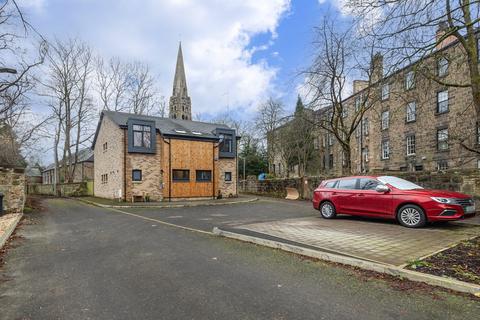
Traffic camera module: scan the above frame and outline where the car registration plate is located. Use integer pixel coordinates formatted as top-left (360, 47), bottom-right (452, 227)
top-left (465, 205), bottom-right (476, 214)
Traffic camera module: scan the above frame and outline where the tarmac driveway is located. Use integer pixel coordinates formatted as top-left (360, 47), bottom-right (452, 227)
top-left (125, 197), bottom-right (480, 266)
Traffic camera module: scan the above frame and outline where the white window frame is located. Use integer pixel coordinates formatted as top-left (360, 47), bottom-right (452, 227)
top-left (406, 101), bottom-right (416, 122)
top-left (405, 70), bottom-right (415, 90)
top-left (437, 160), bottom-right (448, 171)
top-left (406, 135), bottom-right (416, 156)
top-left (363, 118), bottom-right (369, 136)
top-left (437, 128), bottom-right (449, 150)
top-left (437, 90), bottom-right (449, 113)
top-left (381, 83), bottom-right (389, 100)
top-left (381, 140), bottom-right (390, 159)
top-left (328, 134), bottom-right (334, 146)
top-left (381, 111), bottom-right (389, 130)
top-left (437, 57), bottom-right (449, 77)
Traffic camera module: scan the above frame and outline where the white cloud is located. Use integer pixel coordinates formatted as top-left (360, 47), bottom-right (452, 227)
top-left (23, 0), bottom-right (291, 118)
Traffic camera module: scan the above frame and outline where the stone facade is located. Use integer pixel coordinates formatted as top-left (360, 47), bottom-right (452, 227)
top-left (93, 112), bottom-right (238, 202)
top-left (0, 167), bottom-right (25, 214)
top-left (271, 34), bottom-right (479, 177)
top-left (125, 134), bottom-right (163, 202)
top-left (216, 158), bottom-right (237, 198)
top-left (94, 115), bottom-right (124, 199)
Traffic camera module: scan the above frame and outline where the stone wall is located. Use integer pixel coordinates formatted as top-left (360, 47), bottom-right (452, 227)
top-left (216, 158), bottom-right (237, 198)
top-left (94, 115), bottom-right (125, 199)
top-left (28, 182), bottom-right (88, 197)
top-left (241, 170), bottom-right (480, 202)
top-left (0, 167), bottom-right (26, 214)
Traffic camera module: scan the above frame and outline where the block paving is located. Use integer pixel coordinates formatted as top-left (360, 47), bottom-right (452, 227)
top-left (236, 216), bottom-right (480, 266)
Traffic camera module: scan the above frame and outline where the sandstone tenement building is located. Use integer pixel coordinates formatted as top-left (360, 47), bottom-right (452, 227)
top-left (270, 25), bottom-right (480, 177)
top-left (92, 45), bottom-right (238, 201)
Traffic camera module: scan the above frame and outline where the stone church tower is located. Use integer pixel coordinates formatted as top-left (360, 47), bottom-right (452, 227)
top-left (169, 43), bottom-right (192, 120)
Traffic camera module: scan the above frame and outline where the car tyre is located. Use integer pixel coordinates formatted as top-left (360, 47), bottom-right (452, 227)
top-left (397, 204), bottom-right (426, 228)
top-left (320, 201), bottom-right (337, 219)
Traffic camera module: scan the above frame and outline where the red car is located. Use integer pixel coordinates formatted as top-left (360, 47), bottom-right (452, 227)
top-left (312, 176), bottom-right (476, 228)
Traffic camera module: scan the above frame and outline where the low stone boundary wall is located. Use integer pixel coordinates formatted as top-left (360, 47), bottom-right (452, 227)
top-left (0, 166), bottom-right (26, 214)
top-left (240, 170), bottom-right (480, 201)
top-left (28, 182), bottom-right (90, 197)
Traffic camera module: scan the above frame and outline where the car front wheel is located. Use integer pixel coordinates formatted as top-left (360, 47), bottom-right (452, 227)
top-left (397, 204), bottom-right (426, 228)
top-left (320, 201), bottom-right (337, 219)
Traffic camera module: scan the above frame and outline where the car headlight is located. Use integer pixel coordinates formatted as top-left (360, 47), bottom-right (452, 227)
top-left (431, 197), bottom-right (453, 204)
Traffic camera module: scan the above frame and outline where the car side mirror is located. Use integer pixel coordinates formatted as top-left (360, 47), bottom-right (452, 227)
top-left (375, 185), bottom-right (390, 193)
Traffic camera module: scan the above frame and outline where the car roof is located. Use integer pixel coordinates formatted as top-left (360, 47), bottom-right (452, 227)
top-left (323, 176), bottom-right (378, 182)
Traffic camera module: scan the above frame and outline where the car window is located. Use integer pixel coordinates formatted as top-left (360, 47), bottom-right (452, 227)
top-left (324, 181), bottom-right (336, 188)
top-left (378, 176), bottom-right (423, 190)
top-left (358, 178), bottom-right (381, 190)
top-left (337, 178), bottom-right (357, 190)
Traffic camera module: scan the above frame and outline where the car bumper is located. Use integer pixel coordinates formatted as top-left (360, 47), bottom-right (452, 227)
top-left (427, 204), bottom-right (476, 221)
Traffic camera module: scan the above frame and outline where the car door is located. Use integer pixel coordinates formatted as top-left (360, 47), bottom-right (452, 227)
top-left (333, 178), bottom-right (359, 214)
top-left (353, 178), bottom-right (393, 215)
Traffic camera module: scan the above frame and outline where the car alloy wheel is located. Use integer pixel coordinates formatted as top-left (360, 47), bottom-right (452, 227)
top-left (320, 202), bottom-right (336, 219)
top-left (398, 204), bottom-right (426, 228)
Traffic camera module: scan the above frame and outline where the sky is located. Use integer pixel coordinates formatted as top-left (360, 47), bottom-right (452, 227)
top-left (19, 0), bottom-right (351, 120)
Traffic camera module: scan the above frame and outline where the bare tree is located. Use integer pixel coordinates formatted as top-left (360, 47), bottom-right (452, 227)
top-left (0, 0), bottom-right (46, 98)
top-left (40, 38), bottom-right (96, 184)
top-left (126, 61), bottom-right (161, 115)
top-left (347, 0), bottom-right (480, 154)
top-left (303, 17), bottom-right (378, 174)
top-left (255, 97), bottom-right (285, 171)
top-left (95, 57), bottom-right (129, 111)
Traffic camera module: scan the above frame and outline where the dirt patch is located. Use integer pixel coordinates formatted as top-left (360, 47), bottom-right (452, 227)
top-left (406, 236), bottom-right (480, 285)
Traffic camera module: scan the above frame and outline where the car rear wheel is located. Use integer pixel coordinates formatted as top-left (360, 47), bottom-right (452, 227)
top-left (397, 204), bottom-right (426, 228)
top-left (320, 201), bottom-right (336, 219)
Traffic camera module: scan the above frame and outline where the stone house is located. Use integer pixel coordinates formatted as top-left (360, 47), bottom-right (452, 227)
top-left (92, 111), bottom-right (238, 201)
top-left (92, 43), bottom-right (238, 202)
top-left (42, 148), bottom-right (94, 184)
top-left (270, 24), bottom-right (480, 177)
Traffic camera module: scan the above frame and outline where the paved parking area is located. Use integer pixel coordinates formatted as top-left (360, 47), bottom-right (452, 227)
top-left (122, 197), bottom-right (480, 267)
top-left (235, 216), bottom-right (480, 266)
top-left (4, 198), bottom-right (479, 319)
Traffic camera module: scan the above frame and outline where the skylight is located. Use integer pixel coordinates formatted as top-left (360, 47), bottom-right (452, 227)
top-left (174, 129), bottom-right (187, 134)
top-left (192, 131), bottom-right (202, 135)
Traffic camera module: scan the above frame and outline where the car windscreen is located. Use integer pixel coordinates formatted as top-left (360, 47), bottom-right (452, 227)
top-left (377, 176), bottom-right (423, 190)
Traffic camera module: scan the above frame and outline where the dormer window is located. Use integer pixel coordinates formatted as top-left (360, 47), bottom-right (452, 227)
top-left (133, 125), bottom-right (151, 148)
top-left (216, 128), bottom-right (236, 158)
top-left (127, 119), bottom-right (156, 154)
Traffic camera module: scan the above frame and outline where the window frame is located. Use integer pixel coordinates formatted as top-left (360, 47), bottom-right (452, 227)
top-left (216, 128), bottom-right (236, 158)
top-left (225, 171), bottom-right (232, 182)
top-left (406, 101), bottom-right (416, 122)
top-left (437, 160), bottom-right (449, 171)
top-left (172, 169), bottom-right (190, 182)
top-left (381, 83), bottom-right (390, 101)
top-left (406, 135), bottom-right (416, 156)
top-left (196, 170), bottom-right (212, 182)
top-left (132, 169), bottom-right (142, 182)
top-left (437, 57), bottom-right (449, 77)
top-left (127, 119), bottom-right (156, 154)
top-left (381, 140), bottom-right (390, 160)
top-left (437, 90), bottom-right (449, 114)
top-left (381, 110), bottom-right (389, 130)
top-left (405, 70), bottom-right (415, 90)
top-left (437, 128), bottom-right (449, 151)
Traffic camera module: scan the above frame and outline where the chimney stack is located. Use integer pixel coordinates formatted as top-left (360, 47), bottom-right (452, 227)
top-left (370, 53), bottom-right (383, 84)
top-left (436, 21), bottom-right (456, 50)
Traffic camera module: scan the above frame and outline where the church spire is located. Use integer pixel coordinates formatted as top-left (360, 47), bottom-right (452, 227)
top-left (169, 42), bottom-right (192, 120)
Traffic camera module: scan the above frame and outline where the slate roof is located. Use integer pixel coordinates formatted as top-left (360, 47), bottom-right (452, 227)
top-left (101, 110), bottom-right (232, 141)
top-left (43, 148), bottom-right (94, 173)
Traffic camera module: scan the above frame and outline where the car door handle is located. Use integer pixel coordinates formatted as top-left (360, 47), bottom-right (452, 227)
top-left (356, 194), bottom-right (365, 197)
